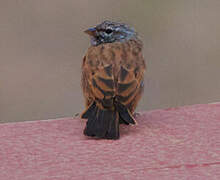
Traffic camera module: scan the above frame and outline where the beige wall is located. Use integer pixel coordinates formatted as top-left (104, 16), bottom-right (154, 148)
top-left (1, 0), bottom-right (220, 123)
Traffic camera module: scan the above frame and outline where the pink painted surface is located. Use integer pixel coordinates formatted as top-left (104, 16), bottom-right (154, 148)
top-left (0, 103), bottom-right (220, 180)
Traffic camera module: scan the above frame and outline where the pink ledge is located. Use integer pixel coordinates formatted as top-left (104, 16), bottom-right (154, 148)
top-left (0, 103), bottom-right (220, 180)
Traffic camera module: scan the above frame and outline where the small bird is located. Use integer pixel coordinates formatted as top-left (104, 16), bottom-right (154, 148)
top-left (81, 21), bottom-right (146, 139)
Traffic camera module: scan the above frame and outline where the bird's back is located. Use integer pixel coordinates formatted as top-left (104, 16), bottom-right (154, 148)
top-left (82, 39), bottom-right (145, 113)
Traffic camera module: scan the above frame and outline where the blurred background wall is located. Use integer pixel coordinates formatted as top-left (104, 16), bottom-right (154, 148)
top-left (0, 0), bottom-right (220, 123)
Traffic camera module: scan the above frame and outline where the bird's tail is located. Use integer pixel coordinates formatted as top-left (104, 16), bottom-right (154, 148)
top-left (81, 102), bottom-right (136, 139)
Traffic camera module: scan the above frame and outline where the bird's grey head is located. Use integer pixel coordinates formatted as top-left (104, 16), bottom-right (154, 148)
top-left (84, 21), bottom-right (137, 46)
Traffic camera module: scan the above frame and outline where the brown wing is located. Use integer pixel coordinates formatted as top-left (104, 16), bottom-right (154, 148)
top-left (115, 39), bottom-right (145, 113)
top-left (81, 56), bottom-right (93, 107)
top-left (81, 50), bottom-right (116, 110)
top-left (116, 65), bottom-right (145, 113)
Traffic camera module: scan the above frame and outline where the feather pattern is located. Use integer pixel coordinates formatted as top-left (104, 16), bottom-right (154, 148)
top-left (81, 39), bottom-right (145, 139)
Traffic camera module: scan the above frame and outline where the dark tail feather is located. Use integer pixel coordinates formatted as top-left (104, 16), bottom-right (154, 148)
top-left (116, 102), bottom-right (136, 125)
top-left (81, 102), bottom-right (119, 139)
top-left (81, 101), bottom-right (136, 139)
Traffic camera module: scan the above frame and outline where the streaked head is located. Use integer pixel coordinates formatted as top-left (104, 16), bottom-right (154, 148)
top-left (84, 21), bottom-right (137, 46)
